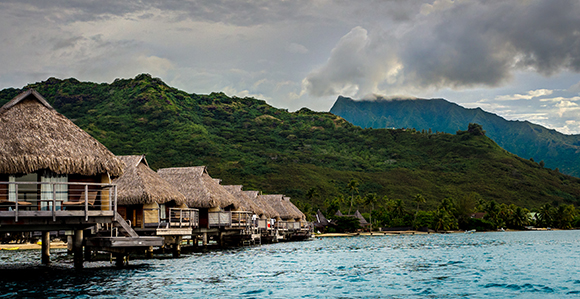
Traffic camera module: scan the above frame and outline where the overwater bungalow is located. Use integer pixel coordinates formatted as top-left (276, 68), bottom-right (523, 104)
top-left (0, 89), bottom-right (161, 267)
top-left (113, 155), bottom-right (198, 230)
top-left (243, 190), bottom-right (279, 243)
top-left (259, 194), bottom-right (307, 241)
top-left (157, 166), bottom-right (251, 246)
top-left (282, 196), bottom-right (312, 240)
top-left (222, 185), bottom-right (266, 244)
top-left (113, 155), bottom-right (197, 256)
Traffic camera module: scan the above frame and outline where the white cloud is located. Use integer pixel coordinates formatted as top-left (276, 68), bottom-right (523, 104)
top-left (222, 86), bottom-right (270, 100)
top-left (495, 89), bottom-right (553, 101)
top-left (540, 96), bottom-right (580, 102)
top-left (304, 26), bottom-right (400, 98)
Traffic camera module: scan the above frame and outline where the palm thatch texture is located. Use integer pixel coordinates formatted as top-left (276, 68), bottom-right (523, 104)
top-left (353, 210), bottom-right (369, 226)
top-left (283, 196), bottom-right (306, 220)
top-left (243, 190), bottom-right (278, 219)
top-left (157, 166), bottom-right (243, 210)
top-left (259, 194), bottom-right (303, 220)
top-left (222, 185), bottom-right (265, 216)
top-left (113, 155), bottom-right (186, 206)
top-left (0, 89), bottom-right (124, 177)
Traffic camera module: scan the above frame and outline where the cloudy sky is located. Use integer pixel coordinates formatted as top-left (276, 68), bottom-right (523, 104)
top-left (2, 0), bottom-right (580, 133)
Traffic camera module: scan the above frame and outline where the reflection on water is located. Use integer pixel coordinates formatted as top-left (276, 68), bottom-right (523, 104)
top-left (1, 230), bottom-right (580, 298)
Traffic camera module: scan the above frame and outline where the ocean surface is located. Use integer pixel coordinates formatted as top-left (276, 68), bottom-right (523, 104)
top-left (1, 230), bottom-right (580, 298)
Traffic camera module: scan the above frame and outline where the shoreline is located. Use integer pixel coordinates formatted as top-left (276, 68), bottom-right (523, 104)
top-left (314, 228), bottom-right (558, 238)
top-left (0, 241), bottom-right (67, 250)
top-left (315, 231), bottom-right (430, 237)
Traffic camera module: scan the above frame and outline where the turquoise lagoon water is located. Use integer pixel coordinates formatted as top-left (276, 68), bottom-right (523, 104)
top-left (1, 230), bottom-right (580, 298)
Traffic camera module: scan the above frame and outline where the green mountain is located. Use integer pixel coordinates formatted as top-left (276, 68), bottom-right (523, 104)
top-left (330, 96), bottom-right (580, 177)
top-left (1, 74), bottom-right (580, 214)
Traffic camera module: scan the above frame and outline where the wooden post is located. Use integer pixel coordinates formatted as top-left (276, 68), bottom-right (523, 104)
top-left (84, 245), bottom-right (92, 262)
top-left (172, 236), bottom-right (182, 258)
top-left (146, 246), bottom-right (154, 259)
top-left (202, 232), bottom-right (208, 246)
top-left (67, 235), bottom-right (73, 255)
top-left (115, 253), bottom-right (124, 268)
top-left (73, 229), bottom-right (83, 269)
top-left (41, 231), bottom-right (50, 264)
top-left (219, 231), bottom-right (224, 247)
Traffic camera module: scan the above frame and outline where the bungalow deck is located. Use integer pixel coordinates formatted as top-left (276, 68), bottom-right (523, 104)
top-left (0, 181), bottom-right (163, 268)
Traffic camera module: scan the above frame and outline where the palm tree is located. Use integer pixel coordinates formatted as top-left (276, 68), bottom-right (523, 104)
top-left (537, 203), bottom-right (553, 227)
top-left (346, 179), bottom-right (359, 215)
top-left (413, 194), bottom-right (426, 228)
top-left (392, 199), bottom-right (406, 219)
top-left (555, 204), bottom-right (576, 229)
top-left (363, 193), bottom-right (379, 233)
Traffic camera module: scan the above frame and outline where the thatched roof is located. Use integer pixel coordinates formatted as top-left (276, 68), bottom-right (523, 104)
top-left (314, 209), bottom-right (330, 228)
top-left (353, 210), bottom-right (369, 226)
top-left (157, 166), bottom-right (242, 209)
top-left (243, 190), bottom-right (278, 218)
top-left (113, 155), bottom-right (186, 206)
top-left (260, 194), bottom-right (303, 220)
top-left (283, 196), bottom-right (306, 220)
top-left (0, 89), bottom-right (124, 177)
top-left (335, 210), bottom-right (344, 217)
top-left (222, 185), bottom-right (265, 216)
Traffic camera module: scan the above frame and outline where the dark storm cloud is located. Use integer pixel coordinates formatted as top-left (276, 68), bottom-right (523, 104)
top-left (306, 0), bottom-right (580, 97)
top-left (403, 0), bottom-right (580, 88)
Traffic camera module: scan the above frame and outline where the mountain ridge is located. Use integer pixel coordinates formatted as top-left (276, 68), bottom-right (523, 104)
top-left (330, 95), bottom-right (580, 176)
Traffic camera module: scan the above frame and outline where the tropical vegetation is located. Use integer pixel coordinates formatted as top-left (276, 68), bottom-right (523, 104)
top-left (2, 74), bottom-right (580, 231)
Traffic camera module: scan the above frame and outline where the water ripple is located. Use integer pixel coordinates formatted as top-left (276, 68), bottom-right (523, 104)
top-left (1, 231), bottom-right (580, 298)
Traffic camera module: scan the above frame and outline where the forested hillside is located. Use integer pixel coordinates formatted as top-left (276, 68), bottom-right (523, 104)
top-left (330, 96), bottom-right (580, 177)
top-left (2, 74), bottom-right (580, 220)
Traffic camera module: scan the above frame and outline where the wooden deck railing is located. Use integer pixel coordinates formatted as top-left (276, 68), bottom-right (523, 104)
top-left (208, 211), bottom-right (231, 227)
top-left (167, 208), bottom-right (199, 228)
top-left (256, 218), bottom-right (268, 229)
top-left (0, 181), bottom-right (117, 222)
top-left (231, 211), bottom-right (252, 228)
top-left (276, 220), bottom-right (311, 231)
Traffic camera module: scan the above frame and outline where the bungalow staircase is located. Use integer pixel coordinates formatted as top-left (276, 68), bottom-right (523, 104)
top-left (112, 212), bottom-right (139, 238)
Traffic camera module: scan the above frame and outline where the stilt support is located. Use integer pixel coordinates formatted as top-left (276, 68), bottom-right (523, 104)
top-left (146, 246), bottom-right (154, 259)
top-left (172, 238), bottom-right (182, 258)
top-left (41, 231), bottom-right (50, 265)
top-left (67, 235), bottom-right (73, 255)
top-left (115, 253), bottom-right (125, 268)
top-left (202, 232), bottom-right (208, 246)
top-left (73, 229), bottom-right (84, 269)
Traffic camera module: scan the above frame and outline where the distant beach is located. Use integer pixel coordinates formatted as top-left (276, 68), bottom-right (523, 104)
top-left (0, 241), bottom-right (67, 250)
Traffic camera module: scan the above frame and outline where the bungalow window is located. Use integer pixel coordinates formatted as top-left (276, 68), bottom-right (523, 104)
top-left (40, 171), bottom-right (68, 211)
top-left (8, 173), bottom-right (38, 203)
top-left (159, 203), bottom-right (167, 222)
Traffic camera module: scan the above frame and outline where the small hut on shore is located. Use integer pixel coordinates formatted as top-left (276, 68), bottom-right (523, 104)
top-left (353, 210), bottom-right (370, 228)
top-left (333, 210), bottom-right (369, 230)
top-left (113, 155), bottom-right (187, 228)
top-left (157, 166), bottom-right (246, 228)
top-left (0, 89), bottom-right (124, 211)
top-left (314, 209), bottom-right (330, 232)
